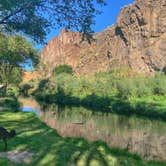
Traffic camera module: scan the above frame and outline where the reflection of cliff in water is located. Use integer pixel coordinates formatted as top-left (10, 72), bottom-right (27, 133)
top-left (39, 104), bottom-right (166, 161)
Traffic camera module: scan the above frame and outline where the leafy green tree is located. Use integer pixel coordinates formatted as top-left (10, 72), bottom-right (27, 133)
top-left (0, 65), bottom-right (22, 86)
top-left (0, 0), bottom-right (106, 43)
top-left (0, 33), bottom-right (38, 65)
top-left (0, 33), bottom-right (38, 91)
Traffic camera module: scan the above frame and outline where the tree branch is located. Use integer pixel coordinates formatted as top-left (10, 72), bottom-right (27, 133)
top-left (0, 1), bottom-right (36, 25)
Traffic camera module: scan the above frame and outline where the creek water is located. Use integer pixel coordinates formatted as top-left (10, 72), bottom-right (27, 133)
top-left (19, 98), bottom-right (166, 161)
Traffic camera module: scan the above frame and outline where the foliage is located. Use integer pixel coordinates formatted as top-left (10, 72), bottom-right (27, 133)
top-left (0, 33), bottom-right (38, 91)
top-left (19, 78), bottom-right (39, 97)
top-left (0, 111), bottom-right (165, 166)
top-left (151, 74), bottom-right (166, 95)
top-left (19, 83), bottom-right (32, 97)
top-left (0, 0), bottom-right (106, 42)
top-left (35, 70), bottom-right (166, 120)
top-left (53, 64), bottom-right (73, 75)
top-left (0, 66), bottom-right (22, 86)
top-left (5, 86), bottom-right (20, 97)
top-left (116, 74), bottom-right (166, 99)
top-left (0, 33), bottom-right (38, 67)
top-left (37, 70), bottom-right (166, 100)
top-left (0, 97), bottom-right (20, 111)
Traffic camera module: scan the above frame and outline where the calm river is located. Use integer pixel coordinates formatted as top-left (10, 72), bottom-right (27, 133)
top-left (19, 98), bottom-right (166, 162)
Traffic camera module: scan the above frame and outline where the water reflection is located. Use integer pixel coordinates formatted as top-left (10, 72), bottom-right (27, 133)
top-left (39, 104), bottom-right (166, 161)
top-left (20, 99), bottom-right (166, 161)
top-left (19, 98), bottom-right (40, 115)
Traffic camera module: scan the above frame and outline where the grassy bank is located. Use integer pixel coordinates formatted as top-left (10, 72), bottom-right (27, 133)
top-left (0, 111), bottom-right (165, 166)
top-left (34, 71), bottom-right (166, 121)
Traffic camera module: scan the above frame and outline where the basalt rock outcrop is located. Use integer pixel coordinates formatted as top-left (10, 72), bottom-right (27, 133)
top-left (40, 0), bottom-right (166, 75)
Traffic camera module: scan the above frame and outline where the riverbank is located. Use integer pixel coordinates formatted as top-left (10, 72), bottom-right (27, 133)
top-left (36, 93), bottom-right (166, 121)
top-left (0, 111), bottom-right (165, 166)
top-left (34, 72), bottom-right (166, 121)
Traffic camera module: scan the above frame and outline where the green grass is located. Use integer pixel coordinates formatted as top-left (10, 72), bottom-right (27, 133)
top-left (0, 111), bottom-right (165, 166)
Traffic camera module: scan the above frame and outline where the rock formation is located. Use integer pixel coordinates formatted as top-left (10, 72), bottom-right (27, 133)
top-left (23, 71), bottom-right (38, 82)
top-left (40, 0), bottom-right (166, 75)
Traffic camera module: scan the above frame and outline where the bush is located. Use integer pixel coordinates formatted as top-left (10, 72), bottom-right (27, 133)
top-left (151, 74), bottom-right (166, 95)
top-left (6, 86), bottom-right (19, 97)
top-left (0, 97), bottom-right (20, 111)
top-left (53, 64), bottom-right (73, 75)
top-left (116, 79), bottom-right (137, 98)
top-left (35, 71), bottom-right (166, 104)
top-left (19, 83), bottom-right (32, 97)
top-left (33, 70), bottom-right (166, 120)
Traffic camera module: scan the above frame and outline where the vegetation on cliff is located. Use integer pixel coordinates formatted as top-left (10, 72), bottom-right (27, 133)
top-left (53, 64), bottom-right (73, 76)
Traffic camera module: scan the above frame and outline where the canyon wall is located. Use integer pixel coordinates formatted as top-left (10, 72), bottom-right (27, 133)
top-left (40, 0), bottom-right (166, 75)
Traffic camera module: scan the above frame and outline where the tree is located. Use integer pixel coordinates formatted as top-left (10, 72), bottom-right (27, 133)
top-left (0, 32), bottom-right (38, 90)
top-left (0, 0), bottom-right (106, 43)
top-left (0, 65), bottom-right (22, 86)
top-left (0, 33), bottom-right (38, 66)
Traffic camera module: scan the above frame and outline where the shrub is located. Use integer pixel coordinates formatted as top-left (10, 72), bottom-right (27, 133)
top-left (6, 86), bottom-right (19, 97)
top-left (116, 79), bottom-right (137, 98)
top-left (19, 83), bottom-right (32, 97)
top-left (0, 97), bottom-right (20, 111)
top-left (35, 70), bottom-right (166, 104)
top-left (151, 74), bottom-right (166, 95)
top-left (53, 64), bottom-right (73, 75)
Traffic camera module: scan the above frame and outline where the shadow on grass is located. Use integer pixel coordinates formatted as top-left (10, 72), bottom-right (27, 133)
top-left (35, 89), bottom-right (166, 121)
top-left (0, 111), bottom-right (164, 166)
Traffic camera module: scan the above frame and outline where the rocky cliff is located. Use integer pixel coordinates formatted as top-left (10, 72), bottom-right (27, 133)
top-left (23, 71), bottom-right (38, 82)
top-left (40, 0), bottom-right (166, 75)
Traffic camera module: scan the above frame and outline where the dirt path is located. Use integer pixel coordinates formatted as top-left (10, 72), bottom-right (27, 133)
top-left (0, 150), bottom-right (34, 164)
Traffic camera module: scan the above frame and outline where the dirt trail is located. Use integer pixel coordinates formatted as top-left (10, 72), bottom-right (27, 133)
top-left (0, 150), bottom-right (34, 164)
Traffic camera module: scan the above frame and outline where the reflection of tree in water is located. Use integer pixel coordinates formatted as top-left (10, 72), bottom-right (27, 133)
top-left (39, 104), bottom-right (166, 161)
